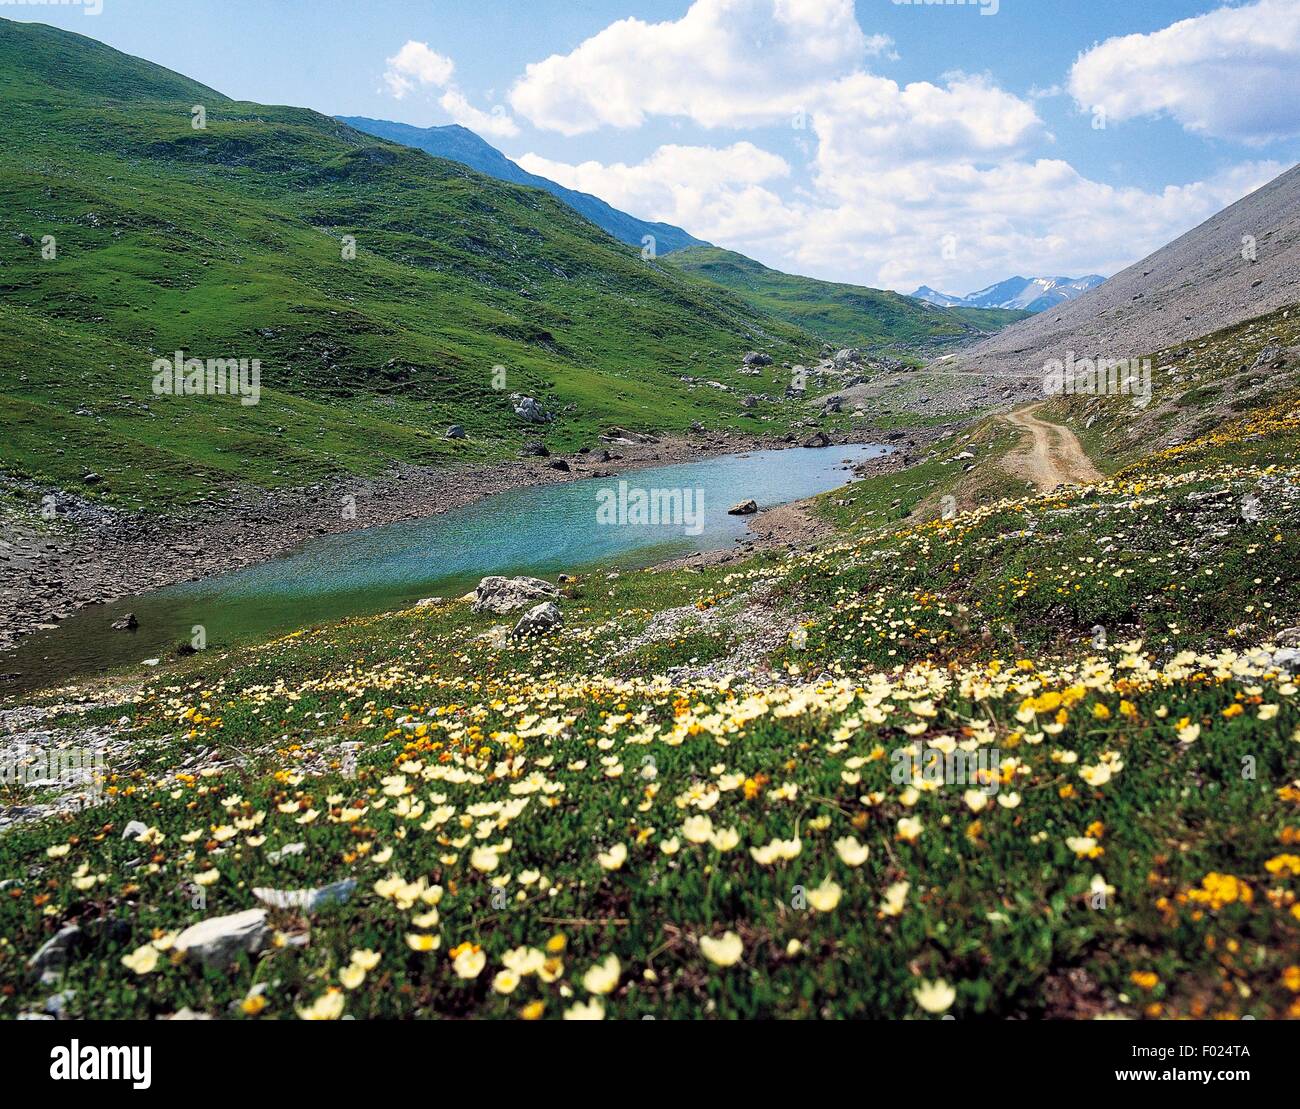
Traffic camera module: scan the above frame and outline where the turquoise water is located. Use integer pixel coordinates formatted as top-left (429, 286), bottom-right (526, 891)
top-left (2, 444), bottom-right (884, 690)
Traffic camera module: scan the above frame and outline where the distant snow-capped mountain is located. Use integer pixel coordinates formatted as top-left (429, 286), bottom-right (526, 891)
top-left (912, 275), bottom-right (1106, 314)
top-left (911, 285), bottom-right (966, 308)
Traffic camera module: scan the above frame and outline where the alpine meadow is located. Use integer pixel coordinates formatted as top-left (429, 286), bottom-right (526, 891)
top-left (1, 0), bottom-right (1299, 1072)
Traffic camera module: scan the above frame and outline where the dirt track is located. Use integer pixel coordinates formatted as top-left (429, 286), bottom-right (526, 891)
top-left (1001, 402), bottom-right (1102, 490)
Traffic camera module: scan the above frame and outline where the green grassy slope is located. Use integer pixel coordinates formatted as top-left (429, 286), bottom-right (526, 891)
top-left (662, 245), bottom-right (1030, 355)
top-left (0, 19), bottom-right (816, 510)
top-left (3, 308), bottom-right (1297, 1020)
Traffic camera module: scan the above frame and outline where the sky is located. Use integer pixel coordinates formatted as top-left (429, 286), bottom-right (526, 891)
top-left (10, 0), bottom-right (1299, 294)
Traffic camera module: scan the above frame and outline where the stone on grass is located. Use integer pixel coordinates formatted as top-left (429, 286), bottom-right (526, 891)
top-left (173, 909), bottom-right (268, 968)
top-left (267, 842), bottom-right (306, 864)
top-left (252, 878), bottom-right (357, 913)
top-left (472, 575), bottom-right (559, 615)
top-left (27, 925), bottom-right (85, 974)
top-left (513, 601), bottom-right (562, 638)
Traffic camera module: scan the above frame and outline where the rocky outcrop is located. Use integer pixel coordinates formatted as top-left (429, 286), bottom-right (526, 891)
top-left (472, 575), bottom-right (559, 615)
top-left (728, 499), bottom-right (758, 515)
top-left (511, 394), bottom-right (553, 424)
top-left (601, 426), bottom-right (659, 445)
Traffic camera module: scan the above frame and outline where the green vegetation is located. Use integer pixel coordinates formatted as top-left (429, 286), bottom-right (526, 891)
top-left (2, 304), bottom-right (1298, 1021)
top-left (2, 19), bottom-right (1297, 1025)
top-left (0, 19), bottom-right (818, 510)
top-left (663, 245), bottom-right (1030, 354)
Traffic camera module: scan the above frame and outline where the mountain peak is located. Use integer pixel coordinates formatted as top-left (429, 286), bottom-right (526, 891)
top-left (914, 274), bottom-right (1106, 314)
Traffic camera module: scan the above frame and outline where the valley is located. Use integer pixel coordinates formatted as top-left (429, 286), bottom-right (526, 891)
top-left (0, 8), bottom-right (1297, 1035)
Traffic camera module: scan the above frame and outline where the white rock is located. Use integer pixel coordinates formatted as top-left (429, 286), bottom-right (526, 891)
top-left (267, 842), bottom-right (306, 864)
top-left (473, 575), bottom-right (559, 615)
top-left (252, 878), bottom-right (356, 913)
top-left (173, 909), bottom-right (268, 968)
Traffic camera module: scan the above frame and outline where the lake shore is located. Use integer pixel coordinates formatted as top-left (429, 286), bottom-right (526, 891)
top-left (0, 424), bottom-right (934, 663)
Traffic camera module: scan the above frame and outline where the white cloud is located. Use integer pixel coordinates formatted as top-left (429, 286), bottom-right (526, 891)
top-left (439, 89), bottom-right (520, 138)
top-left (509, 0), bottom-right (873, 134)
top-left (383, 40), bottom-right (520, 136)
top-left (519, 143), bottom-right (798, 248)
top-left (507, 0), bottom-right (1046, 195)
top-left (811, 72), bottom-right (1044, 183)
top-left (383, 41), bottom-right (455, 99)
top-left (834, 158), bottom-right (1283, 294)
top-left (522, 139), bottom-right (1281, 294)
top-left (503, 0), bottom-right (1284, 295)
top-left (1069, 0), bottom-right (1300, 142)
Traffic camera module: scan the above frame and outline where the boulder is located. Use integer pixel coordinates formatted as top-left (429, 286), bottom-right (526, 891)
top-left (173, 909), bottom-right (269, 968)
top-left (472, 575), bottom-right (559, 615)
top-left (1272, 647), bottom-right (1300, 676)
top-left (252, 878), bottom-right (356, 913)
top-left (27, 925), bottom-right (85, 974)
top-left (513, 601), bottom-right (562, 638)
top-left (802, 431), bottom-right (831, 449)
top-left (510, 393), bottom-right (553, 424)
top-left (547, 459), bottom-right (571, 472)
top-left (728, 499), bottom-right (759, 516)
top-left (445, 425), bottom-right (466, 440)
top-left (602, 426), bottom-right (659, 445)
top-left (111, 612), bottom-right (138, 631)
top-left (742, 352), bottom-right (773, 367)
top-left (520, 440), bottom-right (550, 457)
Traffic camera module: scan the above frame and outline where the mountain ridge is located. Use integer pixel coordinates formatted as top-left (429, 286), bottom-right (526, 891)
top-left (913, 275), bottom-right (1106, 314)
top-left (664, 246), bottom-right (1031, 355)
top-left (338, 116), bottom-right (708, 255)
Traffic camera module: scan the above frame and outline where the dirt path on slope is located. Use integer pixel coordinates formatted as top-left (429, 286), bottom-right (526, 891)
top-left (1001, 402), bottom-right (1102, 490)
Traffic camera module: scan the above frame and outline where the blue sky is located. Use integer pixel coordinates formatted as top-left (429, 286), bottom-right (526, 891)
top-left (13, 0), bottom-right (1299, 292)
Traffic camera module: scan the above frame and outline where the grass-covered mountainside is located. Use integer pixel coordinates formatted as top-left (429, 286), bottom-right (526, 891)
top-left (4, 303), bottom-right (1297, 1020)
top-left (0, 19), bottom-right (815, 510)
top-left (663, 246), bottom-right (1031, 354)
top-left (338, 117), bottom-right (708, 255)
